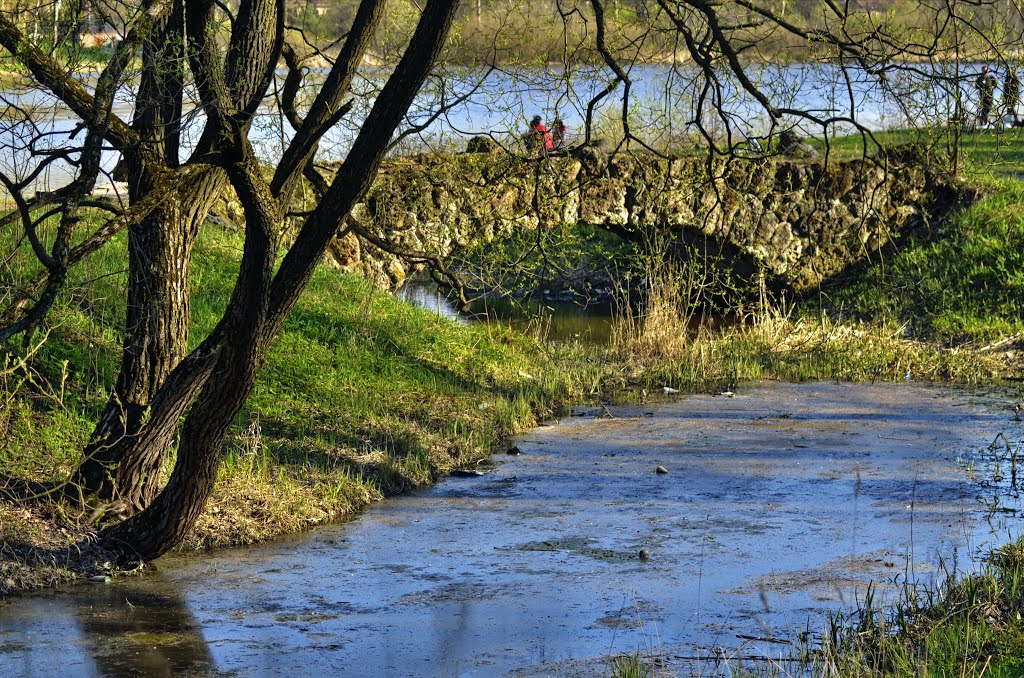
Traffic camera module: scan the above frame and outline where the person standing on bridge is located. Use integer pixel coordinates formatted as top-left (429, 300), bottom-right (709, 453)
top-left (551, 116), bottom-right (567, 150)
top-left (529, 115), bottom-right (554, 153)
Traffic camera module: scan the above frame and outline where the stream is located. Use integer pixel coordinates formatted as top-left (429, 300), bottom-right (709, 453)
top-left (396, 276), bottom-right (614, 345)
top-left (2, 381), bottom-right (1023, 677)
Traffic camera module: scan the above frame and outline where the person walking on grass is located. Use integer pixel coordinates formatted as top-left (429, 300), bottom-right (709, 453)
top-left (1004, 70), bottom-right (1021, 125)
top-left (976, 66), bottom-right (998, 126)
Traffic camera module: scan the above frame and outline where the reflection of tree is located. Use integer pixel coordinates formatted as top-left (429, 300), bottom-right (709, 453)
top-left (74, 583), bottom-right (215, 677)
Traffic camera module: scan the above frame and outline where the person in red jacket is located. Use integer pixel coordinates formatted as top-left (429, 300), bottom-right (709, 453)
top-left (530, 115), bottom-right (554, 152)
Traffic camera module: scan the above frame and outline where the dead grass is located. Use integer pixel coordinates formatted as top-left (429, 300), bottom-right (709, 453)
top-left (608, 281), bottom-right (1007, 390)
top-left (0, 503), bottom-right (121, 596)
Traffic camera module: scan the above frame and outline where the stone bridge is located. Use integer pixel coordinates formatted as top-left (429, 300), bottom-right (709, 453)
top-left (322, 147), bottom-right (964, 294)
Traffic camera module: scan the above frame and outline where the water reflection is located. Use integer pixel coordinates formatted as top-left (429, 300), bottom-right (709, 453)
top-left (0, 576), bottom-right (214, 677)
top-left (396, 275), bottom-right (614, 344)
top-left (394, 277), bottom-right (465, 322)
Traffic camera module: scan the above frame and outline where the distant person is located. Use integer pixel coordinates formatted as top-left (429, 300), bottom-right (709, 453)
top-left (1004, 70), bottom-right (1021, 125)
top-left (976, 66), bottom-right (998, 126)
top-left (529, 115), bottom-right (554, 152)
top-left (551, 116), bottom-right (567, 149)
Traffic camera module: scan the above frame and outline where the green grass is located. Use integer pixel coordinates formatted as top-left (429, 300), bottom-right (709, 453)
top-left (1, 220), bottom-right (590, 548)
top-left (811, 126), bottom-right (1024, 171)
top-left (815, 538), bottom-right (1024, 677)
top-left (806, 132), bottom-right (1024, 346)
top-left (609, 652), bottom-right (651, 678)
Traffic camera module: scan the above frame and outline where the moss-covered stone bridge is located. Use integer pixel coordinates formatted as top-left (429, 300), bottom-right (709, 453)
top-left (319, 147), bottom-right (962, 294)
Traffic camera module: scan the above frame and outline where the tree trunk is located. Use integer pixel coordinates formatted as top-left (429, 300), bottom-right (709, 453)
top-left (103, 335), bottom-right (270, 557)
top-left (103, 0), bottom-right (461, 560)
top-left (71, 0), bottom-right (229, 512)
top-left (106, 149), bottom-right (279, 558)
top-left (72, 170), bottom-right (225, 510)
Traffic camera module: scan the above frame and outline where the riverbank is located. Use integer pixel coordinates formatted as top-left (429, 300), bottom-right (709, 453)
top-left (3, 134), bottom-right (1024, 678)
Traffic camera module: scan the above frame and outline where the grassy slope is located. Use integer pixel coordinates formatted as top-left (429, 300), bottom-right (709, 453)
top-left (1, 223), bottom-right (598, 559)
top-left (809, 128), bottom-right (1024, 347)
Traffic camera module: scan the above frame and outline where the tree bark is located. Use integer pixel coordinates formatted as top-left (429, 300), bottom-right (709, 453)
top-left (70, 0), bottom-right (230, 510)
top-left (72, 168), bottom-right (226, 509)
top-left (106, 148), bottom-right (280, 557)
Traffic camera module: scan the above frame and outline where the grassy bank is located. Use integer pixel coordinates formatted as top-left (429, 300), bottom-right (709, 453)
top-left (0, 222), bottom-right (602, 593)
top-left (816, 536), bottom-right (1024, 677)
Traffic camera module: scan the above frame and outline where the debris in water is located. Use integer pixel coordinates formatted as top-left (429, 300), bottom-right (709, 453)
top-left (506, 446), bottom-right (522, 456)
top-left (639, 549), bottom-right (650, 560)
top-left (656, 465), bottom-right (669, 475)
top-left (662, 386), bottom-right (679, 394)
top-left (87, 575), bottom-right (111, 584)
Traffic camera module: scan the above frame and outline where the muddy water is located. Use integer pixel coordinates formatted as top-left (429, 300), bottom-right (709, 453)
top-left (3, 381), bottom-right (1023, 677)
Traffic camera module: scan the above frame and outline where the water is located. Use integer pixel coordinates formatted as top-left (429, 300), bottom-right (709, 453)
top-left (396, 275), bottom-right (614, 344)
top-left (2, 381), bottom-right (1022, 677)
top-left (1, 61), bottom-right (988, 192)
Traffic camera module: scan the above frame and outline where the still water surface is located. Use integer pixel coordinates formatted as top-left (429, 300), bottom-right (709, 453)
top-left (396, 276), bottom-right (615, 344)
top-left (2, 381), bottom-right (1022, 677)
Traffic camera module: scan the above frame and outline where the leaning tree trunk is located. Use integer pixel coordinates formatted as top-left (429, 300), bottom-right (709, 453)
top-left (104, 151), bottom-right (279, 558)
top-left (103, 0), bottom-right (460, 560)
top-left (72, 170), bottom-right (225, 510)
top-left (103, 334), bottom-right (270, 557)
top-left (71, 0), bottom-right (229, 513)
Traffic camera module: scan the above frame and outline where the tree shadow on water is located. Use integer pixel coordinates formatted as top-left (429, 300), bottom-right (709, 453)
top-left (71, 581), bottom-right (217, 677)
